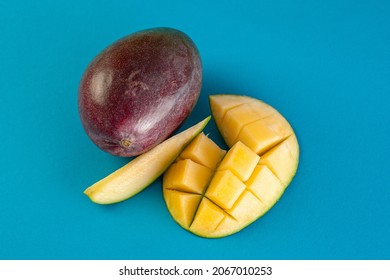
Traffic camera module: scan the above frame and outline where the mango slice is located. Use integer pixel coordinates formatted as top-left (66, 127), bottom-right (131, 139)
top-left (84, 117), bottom-right (210, 204)
top-left (163, 95), bottom-right (299, 238)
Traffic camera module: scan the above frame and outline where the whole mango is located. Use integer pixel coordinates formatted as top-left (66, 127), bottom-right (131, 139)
top-left (78, 27), bottom-right (202, 156)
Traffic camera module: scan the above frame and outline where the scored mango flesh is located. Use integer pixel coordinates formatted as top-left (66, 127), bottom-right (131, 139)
top-left (163, 95), bottom-right (299, 238)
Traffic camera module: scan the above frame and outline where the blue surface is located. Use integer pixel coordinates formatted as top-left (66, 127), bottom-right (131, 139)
top-left (1, 0), bottom-right (389, 260)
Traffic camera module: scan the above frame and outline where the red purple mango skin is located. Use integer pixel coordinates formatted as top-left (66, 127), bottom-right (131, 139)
top-left (78, 28), bottom-right (202, 157)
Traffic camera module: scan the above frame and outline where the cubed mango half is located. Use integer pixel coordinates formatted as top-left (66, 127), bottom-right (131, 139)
top-left (163, 95), bottom-right (299, 238)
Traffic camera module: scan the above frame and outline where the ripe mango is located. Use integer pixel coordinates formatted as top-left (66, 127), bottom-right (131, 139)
top-left (78, 27), bottom-right (202, 157)
top-left (163, 95), bottom-right (299, 238)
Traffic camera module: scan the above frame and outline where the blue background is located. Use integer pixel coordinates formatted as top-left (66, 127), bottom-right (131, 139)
top-left (1, 0), bottom-right (389, 260)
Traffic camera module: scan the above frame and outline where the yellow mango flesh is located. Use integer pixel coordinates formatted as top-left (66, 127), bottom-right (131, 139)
top-left (84, 117), bottom-right (210, 204)
top-left (163, 189), bottom-right (201, 228)
top-left (179, 131), bottom-right (226, 169)
top-left (258, 134), bottom-right (299, 186)
top-left (163, 95), bottom-right (299, 238)
top-left (246, 165), bottom-right (284, 205)
top-left (210, 95), bottom-right (295, 155)
top-left (168, 159), bottom-right (212, 194)
top-left (206, 169), bottom-right (247, 210)
top-left (217, 141), bottom-right (260, 181)
top-left (219, 102), bottom-right (277, 147)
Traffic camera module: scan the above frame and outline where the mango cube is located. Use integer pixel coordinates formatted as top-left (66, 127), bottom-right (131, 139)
top-left (190, 198), bottom-right (226, 235)
top-left (209, 94), bottom-right (252, 127)
top-left (180, 133), bottom-right (225, 170)
top-left (259, 135), bottom-right (299, 186)
top-left (238, 115), bottom-right (292, 155)
top-left (226, 190), bottom-right (268, 221)
top-left (206, 170), bottom-right (247, 210)
top-left (220, 103), bottom-right (267, 146)
top-left (170, 159), bottom-right (212, 194)
top-left (163, 189), bottom-right (202, 228)
top-left (217, 141), bottom-right (260, 181)
top-left (246, 165), bottom-right (284, 206)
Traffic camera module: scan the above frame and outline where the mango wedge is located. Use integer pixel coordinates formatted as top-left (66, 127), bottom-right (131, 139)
top-left (84, 117), bottom-right (210, 204)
